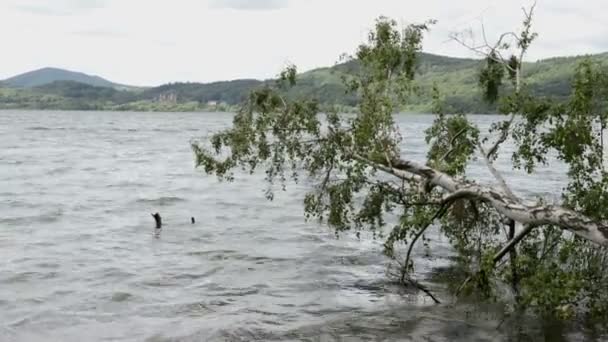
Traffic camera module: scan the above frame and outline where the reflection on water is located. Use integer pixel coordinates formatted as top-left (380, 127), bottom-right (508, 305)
top-left (0, 110), bottom-right (602, 341)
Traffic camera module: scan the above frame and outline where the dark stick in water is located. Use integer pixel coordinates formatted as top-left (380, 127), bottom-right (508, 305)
top-left (151, 213), bottom-right (162, 229)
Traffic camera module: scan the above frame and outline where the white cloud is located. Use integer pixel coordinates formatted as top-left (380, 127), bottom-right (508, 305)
top-left (0, 0), bottom-right (606, 86)
top-left (71, 29), bottom-right (125, 38)
top-left (209, 0), bottom-right (289, 10)
top-left (14, 0), bottom-right (108, 15)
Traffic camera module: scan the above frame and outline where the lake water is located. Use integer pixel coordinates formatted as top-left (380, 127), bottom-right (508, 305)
top-left (0, 110), bottom-right (590, 341)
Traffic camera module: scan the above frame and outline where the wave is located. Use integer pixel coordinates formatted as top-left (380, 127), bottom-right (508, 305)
top-left (110, 292), bottom-right (134, 302)
top-left (151, 128), bottom-right (181, 133)
top-left (2, 199), bottom-right (40, 209)
top-left (108, 128), bottom-right (139, 132)
top-left (0, 209), bottom-right (63, 225)
top-left (2, 160), bottom-right (24, 165)
top-left (135, 196), bottom-right (186, 206)
top-left (26, 126), bottom-right (69, 131)
top-left (48, 166), bottom-right (72, 175)
top-left (105, 180), bottom-right (147, 188)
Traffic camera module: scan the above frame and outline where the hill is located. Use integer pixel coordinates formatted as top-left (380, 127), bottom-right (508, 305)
top-left (1, 52), bottom-right (607, 113)
top-left (289, 52), bottom-right (608, 113)
top-left (2, 67), bottom-right (127, 89)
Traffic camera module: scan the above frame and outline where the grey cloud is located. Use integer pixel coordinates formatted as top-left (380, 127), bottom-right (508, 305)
top-left (209, 0), bottom-right (289, 11)
top-left (15, 0), bottom-right (107, 16)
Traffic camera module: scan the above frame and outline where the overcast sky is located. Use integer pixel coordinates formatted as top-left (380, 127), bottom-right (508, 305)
top-left (1, 0), bottom-right (606, 86)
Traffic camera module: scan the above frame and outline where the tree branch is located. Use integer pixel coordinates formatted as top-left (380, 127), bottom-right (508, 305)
top-left (493, 224), bottom-right (534, 262)
top-left (352, 154), bottom-right (421, 183)
top-left (367, 156), bottom-right (608, 246)
top-left (478, 143), bottom-right (518, 202)
top-left (486, 113), bottom-right (516, 159)
top-left (449, 31), bottom-right (514, 72)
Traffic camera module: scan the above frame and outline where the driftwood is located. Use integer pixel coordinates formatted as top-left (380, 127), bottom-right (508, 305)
top-left (151, 212), bottom-right (162, 229)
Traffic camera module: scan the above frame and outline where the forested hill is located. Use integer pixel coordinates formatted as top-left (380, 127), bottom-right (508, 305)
top-left (1, 52), bottom-right (607, 113)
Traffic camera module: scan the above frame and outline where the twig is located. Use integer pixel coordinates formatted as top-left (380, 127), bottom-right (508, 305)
top-left (449, 32), bottom-right (511, 70)
top-left (538, 238), bottom-right (561, 263)
top-left (440, 127), bottom-right (469, 162)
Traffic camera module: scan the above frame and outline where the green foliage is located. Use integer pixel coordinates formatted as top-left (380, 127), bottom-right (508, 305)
top-left (478, 51), bottom-right (505, 103)
top-left (425, 114), bottom-right (479, 175)
top-left (193, 18), bottom-right (435, 246)
top-left (193, 9), bottom-right (608, 333)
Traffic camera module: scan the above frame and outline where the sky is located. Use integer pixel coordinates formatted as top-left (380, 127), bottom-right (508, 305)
top-left (0, 0), bottom-right (606, 86)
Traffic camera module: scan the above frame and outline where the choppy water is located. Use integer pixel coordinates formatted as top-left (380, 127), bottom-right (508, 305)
top-left (0, 110), bottom-right (589, 341)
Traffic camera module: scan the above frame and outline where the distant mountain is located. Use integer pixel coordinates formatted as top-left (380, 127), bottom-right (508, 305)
top-left (1, 52), bottom-right (607, 113)
top-left (2, 67), bottom-right (127, 89)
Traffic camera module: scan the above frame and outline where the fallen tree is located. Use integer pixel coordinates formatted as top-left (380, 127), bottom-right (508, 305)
top-left (193, 4), bottom-right (608, 327)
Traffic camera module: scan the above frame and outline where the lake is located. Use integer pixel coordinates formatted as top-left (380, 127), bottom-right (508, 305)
top-left (0, 110), bottom-right (589, 341)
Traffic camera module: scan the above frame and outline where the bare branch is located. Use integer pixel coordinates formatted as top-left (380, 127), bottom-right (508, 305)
top-left (522, 1), bottom-right (537, 22)
top-left (448, 31), bottom-right (515, 72)
top-left (449, 33), bottom-right (505, 64)
top-left (478, 143), bottom-right (518, 202)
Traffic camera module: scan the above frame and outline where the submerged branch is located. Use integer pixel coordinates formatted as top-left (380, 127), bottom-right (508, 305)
top-left (406, 277), bottom-right (442, 304)
top-left (403, 200), bottom-right (453, 282)
top-left (391, 259), bottom-right (442, 304)
top-left (456, 224), bottom-right (534, 297)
